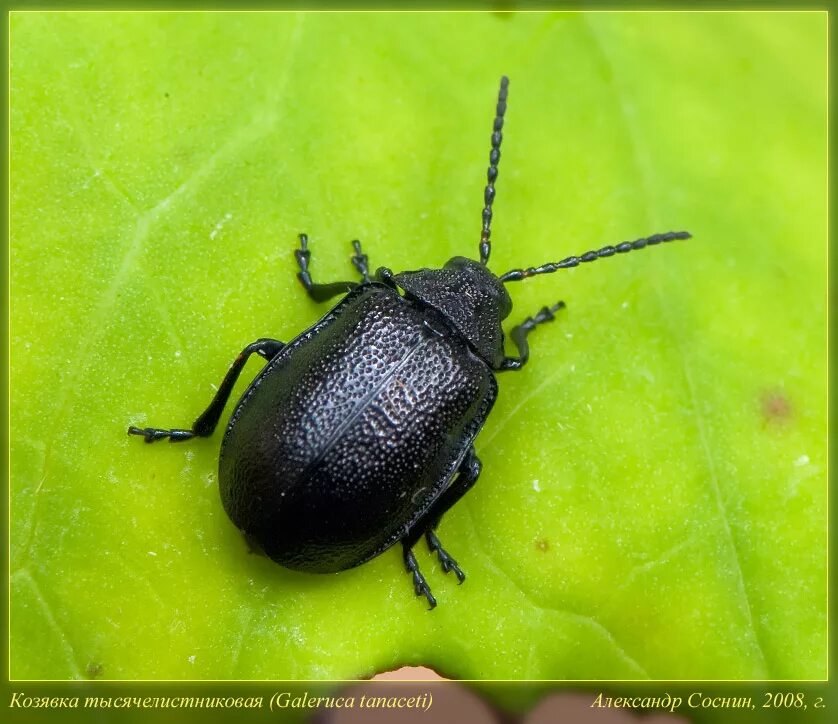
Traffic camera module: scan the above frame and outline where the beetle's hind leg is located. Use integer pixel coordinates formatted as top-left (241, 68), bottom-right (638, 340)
top-left (419, 448), bottom-right (481, 583)
top-left (294, 233), bottom-right (360, 303)
top-left (402, 544), bottom-right (437, 609)
top-left (425, 529), bottom-right (465, 583)
top-left (399, 447), bottom-right (482, 606)
top-left (128, 338), bottom-right (284, 443)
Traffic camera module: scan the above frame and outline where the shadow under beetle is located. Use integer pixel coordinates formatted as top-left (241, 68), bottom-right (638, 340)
top-left (129, 77), bottom-right (691, 608)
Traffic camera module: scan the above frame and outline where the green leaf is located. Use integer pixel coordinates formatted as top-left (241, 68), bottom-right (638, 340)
top-left (10, 11), bottom-right (826, 680)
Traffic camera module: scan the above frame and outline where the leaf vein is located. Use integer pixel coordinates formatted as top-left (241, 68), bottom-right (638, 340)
top-left (12, 568), bottom-right (84, 679)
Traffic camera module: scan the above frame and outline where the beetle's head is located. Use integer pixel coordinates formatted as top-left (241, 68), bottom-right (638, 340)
top-left (392, 256), bottom-right (512, 368)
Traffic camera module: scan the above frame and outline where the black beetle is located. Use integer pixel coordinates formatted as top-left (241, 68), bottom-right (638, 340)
top-left (129, 77), bottom-right (690, 608)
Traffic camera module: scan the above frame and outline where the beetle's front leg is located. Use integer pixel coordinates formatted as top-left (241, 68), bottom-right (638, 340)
top-left (295, 233), bottom-right (361, 303)
top-left (128, 338), bottom-right (284, 443)
top-left (498, 301), bottom-right (566, 371)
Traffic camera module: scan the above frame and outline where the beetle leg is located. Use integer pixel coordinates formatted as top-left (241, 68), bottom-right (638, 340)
top-left (127, 338), bottom-right (284, 443)
top-left (401, 448), bottom-right (481, 590)
top-left (402, 545), bottom-right (437, 609)
top-left (497, 301), bottom-right (566, 371)
top-left (373, 266), bottom-right (398, 289)
top-left (295, 233), bottom-right (360, 303)
top-left (425, 529), bottom-right (465, 583)
top-left (350, 239), bottom-right (371, 282)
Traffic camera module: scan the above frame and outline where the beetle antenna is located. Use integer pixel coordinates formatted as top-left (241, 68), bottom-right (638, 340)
top-left (498, 231), bottom-right (692, 282)
top-left (479, 75), bottom-right (509, 267)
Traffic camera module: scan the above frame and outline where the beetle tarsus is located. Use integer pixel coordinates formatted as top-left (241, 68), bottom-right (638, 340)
top-left (426, 529), bottom-right (466, 583)
top-left (127, 426), bottom-right (194, 443)
top-left (403, 547), bottom-right (437, 609)
top-left (351, 239), bottom-right (371, 282)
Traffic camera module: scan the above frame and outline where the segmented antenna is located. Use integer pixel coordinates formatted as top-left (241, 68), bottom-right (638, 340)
top-left (479, 76), bottom-right (510, 266)
top-left (498, 231), bottom-right (692, 282)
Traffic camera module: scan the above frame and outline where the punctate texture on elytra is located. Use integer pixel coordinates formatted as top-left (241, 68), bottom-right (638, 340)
top-left (219, 285), bottom-right (495, 574)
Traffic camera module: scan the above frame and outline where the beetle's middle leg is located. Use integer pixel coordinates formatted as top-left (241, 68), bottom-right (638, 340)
top-left (498, 301), bottom-right (566, 371)
top-left (400, 447), bottom-right (482, 607)
top-left (128, 338), bottom-right (284, 443)
top-left (295, 233), bottom-right (361, 303)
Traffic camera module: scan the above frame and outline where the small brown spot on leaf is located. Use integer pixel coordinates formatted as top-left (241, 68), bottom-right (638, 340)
top-left (761, 389), bottom-right (793, 424)
top-left (86, 662), bottom-right (103, 679)
top-left (535, 539), bottom-right (550, 553)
